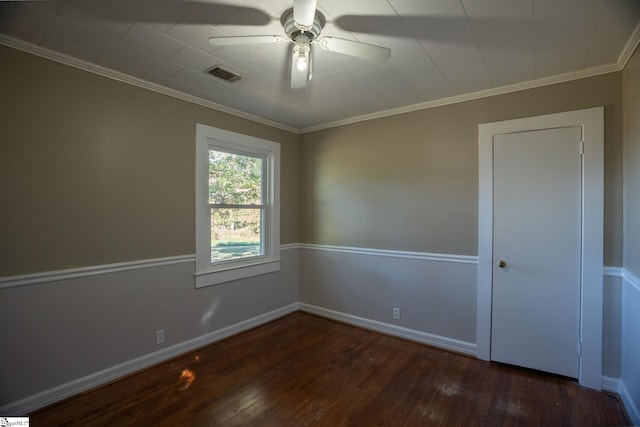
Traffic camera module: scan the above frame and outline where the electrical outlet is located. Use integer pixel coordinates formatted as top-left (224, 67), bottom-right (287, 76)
top-left (156, 329), bottom-right (165, 344)
top-left (393, 308), bottom-right (400, 320)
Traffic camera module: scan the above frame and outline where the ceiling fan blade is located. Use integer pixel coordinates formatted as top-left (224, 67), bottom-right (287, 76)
top-left (293, 0), bottom-right (317, 28)
top-left (209, 35), bottom-right (287, 47)
top-left (74, 0), bottom-right (271, 26)
top-left (335, 15), bottom-right (531, 42)
top-left (317, 37), bottom-right (391, 62)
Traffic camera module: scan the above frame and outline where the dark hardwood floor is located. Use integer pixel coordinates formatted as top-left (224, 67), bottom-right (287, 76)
top-left (31, 312), bottom-right (629, 426)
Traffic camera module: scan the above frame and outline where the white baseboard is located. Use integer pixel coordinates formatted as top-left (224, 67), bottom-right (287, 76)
top-left (299, 303), bottom-right (476, 356)
top-left (623, 268), bottom-right (640, 292)
top-left (0, 303), bottom-right (299, 416)
top-left (601, 375), bottom-right (620, 393)
top-left (600, 376), bottom-right (640, 425)
top-left (619, 379), bottom-right (640, 426)
top-left (620, 269), bottom-right (640, 425)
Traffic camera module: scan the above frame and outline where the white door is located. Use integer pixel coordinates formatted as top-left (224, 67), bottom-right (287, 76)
top-left (490, 126), bottom-right (582, 378)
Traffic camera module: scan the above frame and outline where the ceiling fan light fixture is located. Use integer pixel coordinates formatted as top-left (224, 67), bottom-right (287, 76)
top-left (206, 3), bottom-right (389, 90)
top-left (296, 54), bottom-right (308, 71)
top-left (293, 35), bottom-right (311, 71)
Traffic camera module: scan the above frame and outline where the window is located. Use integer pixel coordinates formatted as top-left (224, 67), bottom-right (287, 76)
top-left (195, 124), bottom-right (280, 287)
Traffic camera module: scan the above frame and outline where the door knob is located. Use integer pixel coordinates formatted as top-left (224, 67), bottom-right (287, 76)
top-left (497, 260), bottom-right (506, 268)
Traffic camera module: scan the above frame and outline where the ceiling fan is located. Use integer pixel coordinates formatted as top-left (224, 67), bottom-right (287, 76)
top-left (208, 0), bottom-right (391, 89)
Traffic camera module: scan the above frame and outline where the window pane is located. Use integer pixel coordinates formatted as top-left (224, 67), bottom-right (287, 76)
top-left (208, 150), bottom-right (262, 205)
top-left (211, 208), bottom-right (262, 262)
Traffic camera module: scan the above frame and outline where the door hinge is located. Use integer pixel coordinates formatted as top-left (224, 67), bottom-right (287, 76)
top-left (579, 141), bottom-right (584, 156)
top-left (577, 340), bottom-right (582, 356)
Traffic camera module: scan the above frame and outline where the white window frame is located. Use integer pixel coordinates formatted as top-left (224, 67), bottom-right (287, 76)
top-left (195, 124), bottom-right (280, 288)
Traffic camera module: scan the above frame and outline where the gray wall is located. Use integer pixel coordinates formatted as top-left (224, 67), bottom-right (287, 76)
top-left (298, 73), bottom-right (624, 377)
top-left (0, 45), bottom-right (299, 408)
top-left (299, 248), bottom-right (477, 348)
top-left (0, 251), bottom-right (298, 407)
top-left (624, 36), bottom-right (640, 280)
top-left (0, 39), bottom-right (635, 416)
top-left (299, 73), bottom-right (623, 265)
top-left (0, 45), bottom-right (299, 276)
top-left (622, 44), bottom-right (640, 422)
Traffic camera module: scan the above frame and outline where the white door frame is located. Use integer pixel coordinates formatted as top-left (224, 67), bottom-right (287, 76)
top-left (477, 107), bottom-right (604, 389)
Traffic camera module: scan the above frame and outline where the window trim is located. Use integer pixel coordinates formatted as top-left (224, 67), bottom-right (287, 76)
top-left (195, 124), bottom-right (280, 287)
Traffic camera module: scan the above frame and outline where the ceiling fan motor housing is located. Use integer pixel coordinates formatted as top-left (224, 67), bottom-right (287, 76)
top-left (282, 9), bottom-right (325, 42)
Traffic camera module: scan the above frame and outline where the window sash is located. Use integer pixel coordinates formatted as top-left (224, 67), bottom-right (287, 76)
top-left (209, 206), bottom-right (264, 263)
top-left (209, 203), bottom-right (265, 209)
top-left (208, 148), bottom-right (265, 205)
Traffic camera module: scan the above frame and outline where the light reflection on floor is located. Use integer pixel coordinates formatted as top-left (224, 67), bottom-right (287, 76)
top-left (178, 369), bottom-right (196, 391)
top-left (177, 355), bottom-right (201, 391)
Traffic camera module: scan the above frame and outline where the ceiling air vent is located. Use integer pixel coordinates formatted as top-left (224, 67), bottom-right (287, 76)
top-left (206, 66), bottom-right (241, 82)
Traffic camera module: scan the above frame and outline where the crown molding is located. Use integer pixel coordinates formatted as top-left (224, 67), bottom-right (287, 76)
top-left (303, 23), bottom-right (640, 134)
top-left (618, 20), bottom-right (640, 69)
top-left (301, 24), bottom-right (640, 134)
top-left (0, 35), bottom-right (301, 134)
top-left (3, 25), bottom-right (639, 136)
top-left (300, 62), bottom-right (623, 133)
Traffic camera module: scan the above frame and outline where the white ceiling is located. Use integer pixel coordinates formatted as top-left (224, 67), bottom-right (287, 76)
top-left (1, 0), bottom-right (640, 131)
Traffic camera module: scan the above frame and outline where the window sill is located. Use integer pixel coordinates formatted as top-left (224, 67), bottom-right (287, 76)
top-left (194, 259), bottom-right (281, 288)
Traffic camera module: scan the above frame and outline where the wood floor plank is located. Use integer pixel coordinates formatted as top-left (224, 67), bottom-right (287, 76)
top-left (30, 312), bottom-right (629, 426)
